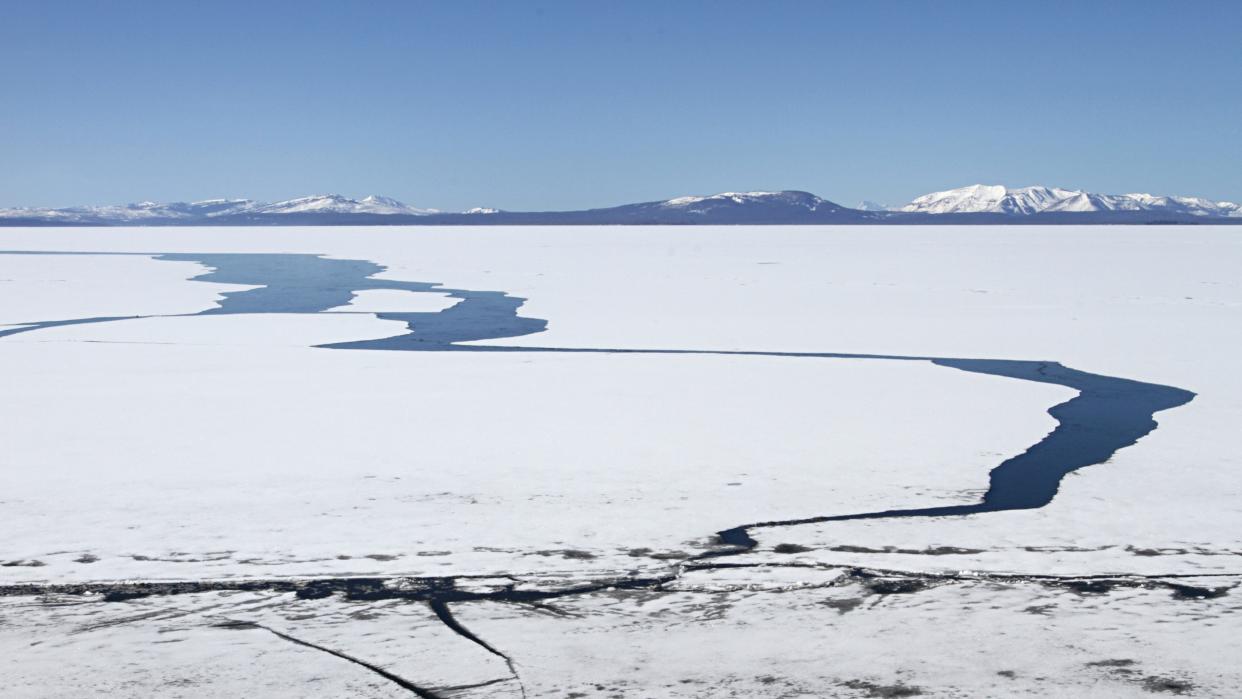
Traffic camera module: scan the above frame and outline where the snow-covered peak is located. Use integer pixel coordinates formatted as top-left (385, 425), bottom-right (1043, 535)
top-left (358, 195), bottom-right (438, 214)
top-left (665, 191), bottom-right (790, 206)
top-left (464, 207), bottom-right (500, 214)
top-left (901, 184), bottom-right (1242, 217)
top-left (659, 191), bottom-right (835, 212)
top-left (254, 194), bottom-right (435, 215)
top-left (253, 194), bottom-right (348, 214)
top-left (901, 185), bottom-right (1082, 215)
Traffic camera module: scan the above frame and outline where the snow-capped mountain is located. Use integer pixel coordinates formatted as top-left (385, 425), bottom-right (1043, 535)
top-left (902, 185), bottom-right (1075, 215)
top-left (547, 190), bottom-right (863, 224)
top-left (252, 194), bottom-right (436, 216)
top-left (902, 184), bottom-right (1241, 217)
top-left (658, 191), bottom-right (838, 214)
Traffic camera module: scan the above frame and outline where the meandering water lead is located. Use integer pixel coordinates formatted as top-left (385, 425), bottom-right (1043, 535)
top-left (0, 251), bottom-right (1196, 551)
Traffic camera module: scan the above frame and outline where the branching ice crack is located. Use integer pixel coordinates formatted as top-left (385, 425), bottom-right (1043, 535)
top-left (215, 619), bottom-right (442, 698)
top-left (429, 599), bottom-right (527, 699)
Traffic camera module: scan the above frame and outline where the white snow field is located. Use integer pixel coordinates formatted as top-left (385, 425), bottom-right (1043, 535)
top-left (1, 226), bottom-right (1240, 697)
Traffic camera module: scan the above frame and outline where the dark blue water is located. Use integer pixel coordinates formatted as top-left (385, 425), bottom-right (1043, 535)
top-left (1, 251), bottom-right (1195, 548)
top-left (717, 358), bottom-right (1194, 548)
top-left (160, 253), bottom-right (549, 346)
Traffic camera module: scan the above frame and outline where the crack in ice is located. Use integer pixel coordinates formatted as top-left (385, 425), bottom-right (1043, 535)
top-left (429, 599), bottom-right (527, 699)
top-left (216, 619), bottom-right (441, 698)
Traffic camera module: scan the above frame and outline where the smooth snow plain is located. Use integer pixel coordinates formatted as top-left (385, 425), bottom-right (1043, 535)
top-left (1, 226), bottom-right (1239, 697)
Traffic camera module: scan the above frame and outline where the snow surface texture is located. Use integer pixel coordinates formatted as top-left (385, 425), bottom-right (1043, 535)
top-left (1, 226), bottom-right (1239, 697)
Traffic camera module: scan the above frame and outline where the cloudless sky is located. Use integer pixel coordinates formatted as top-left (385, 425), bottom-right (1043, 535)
top-left (2, 0), bottom-right (1240, 210)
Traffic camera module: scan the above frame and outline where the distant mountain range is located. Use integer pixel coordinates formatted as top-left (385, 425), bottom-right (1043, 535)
top-left (3, 186), bottom-right (1239, 226)
top-left (0, 194), bottom-right (437, 224)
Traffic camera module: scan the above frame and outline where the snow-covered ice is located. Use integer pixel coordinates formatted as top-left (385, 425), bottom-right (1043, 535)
top-left (1, 225), bottom-right (1239, 696)
top-left (326, 289), bottom-right (460, 314)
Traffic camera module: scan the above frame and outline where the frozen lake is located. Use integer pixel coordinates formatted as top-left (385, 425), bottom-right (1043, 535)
top-left (2, 226), bottom-right (1239, 697)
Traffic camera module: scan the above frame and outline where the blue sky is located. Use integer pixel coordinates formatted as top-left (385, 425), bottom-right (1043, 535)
top-left (2, 1), bottom-right (1239, 210)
